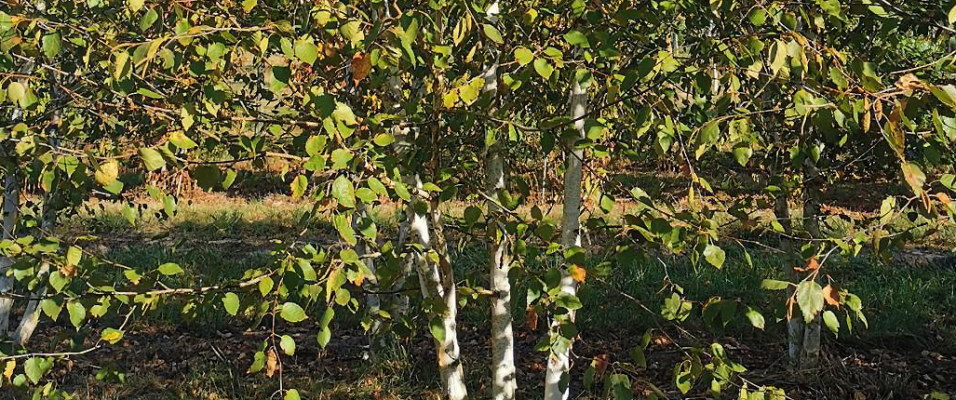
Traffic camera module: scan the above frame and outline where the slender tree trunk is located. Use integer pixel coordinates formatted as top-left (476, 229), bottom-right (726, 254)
top-left (354, 202), bottom-right (384, 357)
top-left (407, 175), bottom-right (467, 400)
top-left (392, 213), bottom-right (412, 321)
top-left (430, 199), bottom-right (467, 400)
top-left (481, 34), bottom-right (516, 399)
top-left (798, 161), bottom-right (823, 368)
top-left (0, 169), bottom-right (19, 334)
top-left (774, 194), bottom-right (806, 364)
top-left (544, 72), bottom-right (588, 400)
top-left (0, 61), bottom-right (33, 336)
top-left (12, 142), bottom-right (61, 345)
top-left (388, 75), bottom-right (414, 324)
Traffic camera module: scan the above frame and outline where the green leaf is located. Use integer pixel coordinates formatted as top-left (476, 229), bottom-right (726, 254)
top-left (533, 58), bottom-right (553, 79)
top-left (284, 389), bottom-right (301, 400)
top-left (733, 147), bottom-right (753, 166)
top-left (41, 298), bottom-right (62, 321)
top-left (7, 81), bottom-right (25, 105)
top-left (368, 177), bottom-right (388, 197)
top-left (242, 0), bottom-right (257, 12)
top-left (67, 301), bottom-right (86, 329)
top-left (291, 175), bottom-right (308, 199)
top-left (822, 310), bottom-right (839, 337)
top-left (139, 147), bottom-right (166, 171)
top-left (334, 214), bottom-right (356, 245)
top-left (192, 165), bottom-right (221, 191)
top-left (24, 358), bottom-right (51, 384)
top-left (630, 345), bottom-right (646, 368)
top-left (482, 24), bottom-right (504, 44)
top-left (795, 281), bottom-right (824, 323)
top-left (157, 262), bottom-right (184, 276)
top-left (373, 133), bottom-right (394, 146)
top-left (330, 148), bottom-right (353, 170)
top-left (703, 244), bottom-right (725, 269)
top-left (280, 335), bottom-right (296, 355)
top-left (355, 187), bottom-right (377, 204)
top-left (101, 328), bottom-right (124, 344)
top-left (222, 169), bottom-right (237, 189)
top-left (949, 4), bottom-right (956, 24)
top-left (332, 176), bottom-right (356, 208)
top-left (128, 0), bottom-right (144, 12)
top-left (222, 292), bottom-right (239, 316)
top-left (761, 279), bottom-right (791, 290)
top-left (66, 246), bottom-right (82, 266)
top-left (749, 9), bottom-right (767, 25)
top-left (317, 327), bottom-right (331, 349)
top-left (280, 302), bottom-right (307, 323)
top-left (136, 88), bottom-right (165, 99)
top-left (745, 306), bottom-right (765, 330)
top-left (294, 39), bottom-right (318, 65)
top-left (206, 42), bottom-right (227, 63)
top-left (139, 7), bottom-right (159, 31)
top-left (429, 317), bottom-right (446, 342)
top-left (563, 30), bottom-right (589, 47)
top-left (555, 293), bottom-right (583, 310)
top-left (169, 131), bottom-right (197, 149)
top-left (458, 78), bottom-right (484, 105)
top-left (42, 33), bottom-right (61, 60)
top-left (514, 47), bottom-right (534, 66)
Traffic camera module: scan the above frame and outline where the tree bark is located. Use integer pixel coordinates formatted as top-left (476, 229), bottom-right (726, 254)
top-left (481, 24), bottom-right (516, 397)
top-left (407, 174), bottom-right (467, 400)
top-left (544, 71), bottom-right (588, 400)
top-left (0, 168), bottom-right (19, 334)
top-left (774, 194), bottom-right (806, 365)
top-left (353, 202), bottom-right (384, 357)
top-left (798, 161), bottom-right (824, 368)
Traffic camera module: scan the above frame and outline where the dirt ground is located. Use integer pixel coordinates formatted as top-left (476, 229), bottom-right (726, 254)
top-left (10, 319), bottom-right (954, 400)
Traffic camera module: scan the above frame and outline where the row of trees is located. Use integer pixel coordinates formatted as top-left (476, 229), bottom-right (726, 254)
top-left (1, 0), bottom-right (955, 398)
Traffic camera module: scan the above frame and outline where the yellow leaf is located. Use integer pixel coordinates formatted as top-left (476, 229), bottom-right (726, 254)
top-left (95, 161), bottom-right (119, 186)
top-left (569, 265), bottom-right (586, 283)
top-left (3, 360), bottom-right (14, 380)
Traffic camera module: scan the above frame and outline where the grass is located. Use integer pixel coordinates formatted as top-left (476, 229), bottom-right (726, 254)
top-left (17, 193), bottom-right (954, 399)
top-left (59, 195), bottom-right (956, 339)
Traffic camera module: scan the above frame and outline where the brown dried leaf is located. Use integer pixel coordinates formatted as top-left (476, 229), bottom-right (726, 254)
top-left (351, 52), bottom-right (371, 84)
top-left (862, 96), bottom-right (872, 133)
top-left (938, 192), bottom-right (952, 206)
top-left (823, 284), bottom-right (840, 307)
top-left (60, 263), bottom-right (77, 279)
top-left (265, 348), bottom-right (278, 378)
top-left (593, 353), bottom-right (609, 377)
top-left (794, 256), bottom-right (820, 272)
top-left (526, 306), bottom-right (538, 331)
top-left (895, 73), bottom-right (923, 94)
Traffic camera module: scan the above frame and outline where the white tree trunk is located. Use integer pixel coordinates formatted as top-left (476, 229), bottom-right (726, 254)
top-left (0, 170), bottom-right (19, 334)
top-left (354, 202), bottom-right (383, 356)
top-left (430, 200), bottom-right (467, 400)
top-left (481, 25), bottom-right (516, 397)
top-left (544, 72), bottom-right (588, 400)
top-left (12, 264), bottom-right (47, 346)
top-left (407, 175), bottom-right (467, 400)
top-left (12, 173), bottom-right (59, 345)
